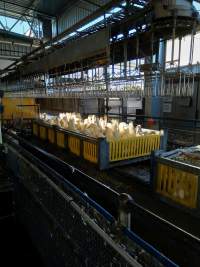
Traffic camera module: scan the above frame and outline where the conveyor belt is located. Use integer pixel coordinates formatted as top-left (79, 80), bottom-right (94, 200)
top-left (23, 134), bottom-right (200, 237)
top-left (19, 136), bottom-right (119, 218)
top-left (4, 132), bottom-right (200, 267)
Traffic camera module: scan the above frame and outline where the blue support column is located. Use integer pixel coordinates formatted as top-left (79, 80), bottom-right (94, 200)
top-left (160, 128), bottom-right (168, 151)
top-left (98, 138), bottom-right (109, 170)
top-left (145, 40), bottom-right (166, 119)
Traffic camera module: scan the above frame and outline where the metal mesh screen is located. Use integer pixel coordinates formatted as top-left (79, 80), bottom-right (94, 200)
top-left (7, 143), bottom-right (172, 267)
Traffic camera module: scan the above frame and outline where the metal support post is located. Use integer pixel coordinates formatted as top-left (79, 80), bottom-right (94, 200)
top-left (118, 193), bottom-right (134, 230)
top-left (123, 37), bottom-right (128, 78)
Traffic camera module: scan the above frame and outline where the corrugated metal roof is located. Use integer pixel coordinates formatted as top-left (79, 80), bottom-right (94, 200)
top-left (0, 0), bottom-right (75, 18)
top-left (57, 0), bottom-right (111, 34)
top-left (0, 0), bottom-right (115, 20)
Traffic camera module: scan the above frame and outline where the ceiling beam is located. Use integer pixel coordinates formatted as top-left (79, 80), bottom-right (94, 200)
top-left (80, 0), bottom-right (101, 8)
top-left (0, 56), bottom-right (20, 60)
top-left (7, 0), bottom-right (36, 32)
top-left (0, 8), bottom-right (40, 20)
top-left (0, 29), bottom-right (36, 44)
top-left (0, 0), bottom-right (56, 19)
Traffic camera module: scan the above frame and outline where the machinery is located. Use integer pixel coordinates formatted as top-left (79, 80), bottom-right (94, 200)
top-left (153, 0), bottom-right (196, 19)
top-left (4, 130), bottom-right (200, 267)
top-left (4, 131), bottom-right (180, 267)
top-left (1, 1), bottom-right (200, 267)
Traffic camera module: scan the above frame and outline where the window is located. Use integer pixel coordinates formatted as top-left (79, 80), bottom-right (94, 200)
top-left (165, 31), bottom-right (200, 68)
top-left (0, 15), bottom-right (42, 38)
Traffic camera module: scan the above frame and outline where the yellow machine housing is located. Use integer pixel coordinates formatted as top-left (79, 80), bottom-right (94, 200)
top-left (2, 98), bottom-right (39, 120)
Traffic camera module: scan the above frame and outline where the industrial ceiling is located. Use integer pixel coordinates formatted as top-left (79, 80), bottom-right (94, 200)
top-left (0, 0), bottom-right (120, 70)
top-left (0, 0), bottom-right (118, 19)
top-left (0, 0), bottom-right (72, 18)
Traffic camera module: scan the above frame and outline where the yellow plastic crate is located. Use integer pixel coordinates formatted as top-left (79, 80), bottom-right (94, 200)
top-left (48, 127), bottom-right (55, 144)
top-left (109, 134), bottom-right (160, 162)
top-left (68, 136), bottom-right (80, 156)
top-left (56, 131), bottom-right (65, 148)
top-left (156, 163), bottom-right (198, 208)
top-left (33, 121), bottom-right (162, 169)
top-left (33, 122), bottom-right (39, 136)
top-left (39, 125), bottom-right (47, 140)
top-left (83, 141), bottom-right (98, 164)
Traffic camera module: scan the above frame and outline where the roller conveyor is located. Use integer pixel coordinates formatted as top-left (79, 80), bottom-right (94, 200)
top-left (3, 131), bottom-right (200, 267)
